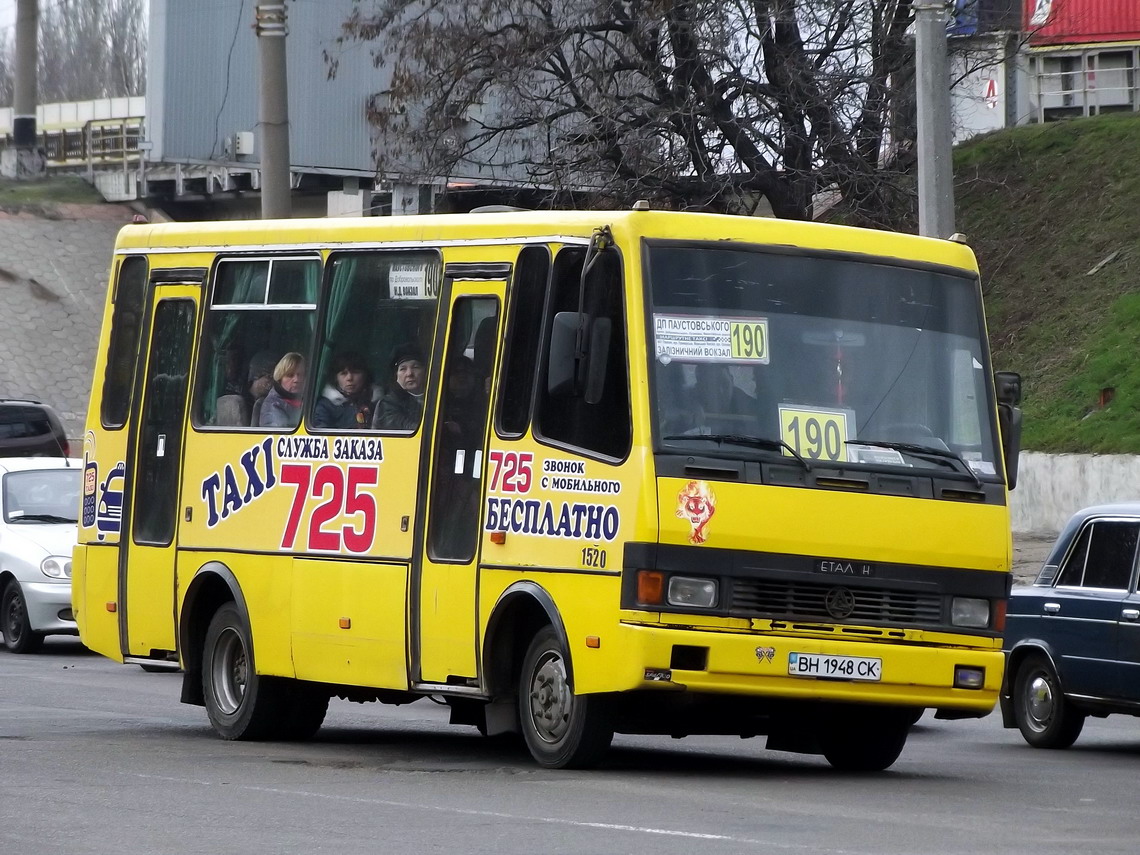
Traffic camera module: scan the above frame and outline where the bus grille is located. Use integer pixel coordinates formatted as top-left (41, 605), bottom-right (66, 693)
top-left (731, 579), bottom-right (943, 625)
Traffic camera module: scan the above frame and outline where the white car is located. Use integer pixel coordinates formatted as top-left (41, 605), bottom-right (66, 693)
top-left (0, 458), bottom-right (81, 653)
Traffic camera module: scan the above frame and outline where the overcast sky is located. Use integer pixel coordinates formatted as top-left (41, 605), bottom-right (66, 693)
top-left (0, 1), bottom-right (15, 38)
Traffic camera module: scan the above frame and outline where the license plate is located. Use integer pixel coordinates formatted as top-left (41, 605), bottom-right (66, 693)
top-left (788, 652), bottom-right (882, 681)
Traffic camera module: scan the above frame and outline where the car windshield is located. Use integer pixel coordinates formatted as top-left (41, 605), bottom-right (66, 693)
top-left (647, 244), bottom-right (1001, 480)
top-left (3, 468), bottom-right (81, 524)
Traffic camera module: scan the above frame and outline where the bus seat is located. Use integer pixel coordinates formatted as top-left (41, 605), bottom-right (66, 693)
top-left (216, 394), bottom-right (250, 427)
top-left (250, 396), bottom-right (267, 427)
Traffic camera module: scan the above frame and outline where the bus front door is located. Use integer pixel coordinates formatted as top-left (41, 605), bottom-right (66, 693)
top-left (119, 286), bottom-right (199, 660)
top-left (414, 287), bottom-right (502, 686)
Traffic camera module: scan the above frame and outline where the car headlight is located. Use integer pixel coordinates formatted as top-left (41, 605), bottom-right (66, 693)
top-left (40, 556), bottom-right (71, 580)
top-left (951, 596), bottom-right (989, 628)
top-left (667, 576), bottom-right (718, 608)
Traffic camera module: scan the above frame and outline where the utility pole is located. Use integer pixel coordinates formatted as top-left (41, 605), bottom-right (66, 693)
top-left (255, 3), bottom-right (292, 219)
top-left (914, 1), bottom-right (955, 238)
top-left (3, 0), bottom-right (44, 178)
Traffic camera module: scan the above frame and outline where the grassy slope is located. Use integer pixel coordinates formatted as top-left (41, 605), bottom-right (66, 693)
top-left (0, 176), bottom-right (104, 204)
top-left (956, 113), bottom-right (1140, 452)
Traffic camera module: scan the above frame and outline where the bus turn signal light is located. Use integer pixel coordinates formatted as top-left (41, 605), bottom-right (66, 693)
top-left (489, 531), bottom-right (506, 544)
top-left (636, 571), bottom-right (665, 606)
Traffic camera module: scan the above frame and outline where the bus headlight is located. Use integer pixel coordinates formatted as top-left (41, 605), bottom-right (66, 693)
top-left (951, 597), bottom-right (989, 628)
top-left (667, 576), bottom-right (718, 609)
top-left (41, 556), bottom-right (72, 580)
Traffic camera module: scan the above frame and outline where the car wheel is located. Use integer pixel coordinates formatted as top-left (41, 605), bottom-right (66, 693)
top-left (1013, 654), bottom-right (1085, 749)
top-left (518, 626), bottom-right (613, 769)
top-left (201, 603), bottom-right (283, 740)
top-left (2, 582), bottom-right (44, 654)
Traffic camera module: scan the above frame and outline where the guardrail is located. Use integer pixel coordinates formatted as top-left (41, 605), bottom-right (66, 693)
top-left (0, 117), bottom-right (144, 173)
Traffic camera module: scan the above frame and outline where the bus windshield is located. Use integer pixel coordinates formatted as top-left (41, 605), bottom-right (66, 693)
top-left (647, 243), bottom-right (1000, 481)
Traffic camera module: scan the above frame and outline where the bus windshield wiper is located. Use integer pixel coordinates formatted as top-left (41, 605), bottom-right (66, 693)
top-left (11, 513), bottom-right (77, 523)
top-left (663, 433), bottom-right (811, 471)
top-left (845, 439), bottom-right (982, 487)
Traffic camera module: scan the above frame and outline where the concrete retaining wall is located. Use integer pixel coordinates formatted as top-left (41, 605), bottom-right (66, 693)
top-left (1011, 452), bottom-right (1140, 535)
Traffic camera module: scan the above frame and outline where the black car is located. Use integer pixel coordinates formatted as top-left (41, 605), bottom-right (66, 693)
top-left (0, 399), bottom-right (70, 458)
top-left (1002, 503), bottom-right (1140, 748)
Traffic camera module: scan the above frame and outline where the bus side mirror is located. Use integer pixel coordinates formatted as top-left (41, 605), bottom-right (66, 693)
top-left (994, 371), bottom-right (1021, 407)
top-left (994, 371), bottom-right (1022, 490)
top-left (547, 312), bottom-right (611, 401)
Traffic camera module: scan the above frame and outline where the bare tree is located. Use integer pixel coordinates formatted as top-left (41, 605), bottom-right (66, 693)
top-left (36, 0), bottom-right (146, 102)
top-left (336, 0), bottom-right (926, 225)
top-left (0, 29), bottom-right (12, 106)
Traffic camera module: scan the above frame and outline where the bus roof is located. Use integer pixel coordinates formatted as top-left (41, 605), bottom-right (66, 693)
top-left (114, 208), bottom-right (979, 273)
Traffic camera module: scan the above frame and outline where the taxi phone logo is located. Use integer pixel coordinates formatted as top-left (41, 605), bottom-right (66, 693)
top-left (676, 480), bottom-right (716, 544)
top-left (81, 437), bottom-right (98, 528)
top-left (96, 461), bottom-right (126, 540)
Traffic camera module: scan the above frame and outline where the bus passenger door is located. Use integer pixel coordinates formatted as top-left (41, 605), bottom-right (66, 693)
top-left (119, 286), bottom-right (199, 659)
top-left (414, 285), bottom-right (503, 686)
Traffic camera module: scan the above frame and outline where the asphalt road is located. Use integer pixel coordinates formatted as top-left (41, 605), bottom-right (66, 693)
top-left (2, 637), bottom-right (1138, 855)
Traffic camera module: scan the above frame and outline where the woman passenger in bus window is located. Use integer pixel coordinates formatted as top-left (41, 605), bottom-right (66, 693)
top-left (259, 352), bottom-right (306, 429)
top-left (313, 351), bottom-right (377, 429)
top-left (373, 343), bottom-right (426, 431)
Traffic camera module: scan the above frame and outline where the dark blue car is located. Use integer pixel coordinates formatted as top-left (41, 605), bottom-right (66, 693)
top-left (1002, 503), bottom-right (1140, 748)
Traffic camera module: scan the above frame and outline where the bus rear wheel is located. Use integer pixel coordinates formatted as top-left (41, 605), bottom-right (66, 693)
top-left (518, 626), bottom-right (613, 769)
top-left (202, 603), bottom-right (282, 740)
top-left (277, 683), bottom-right (330, 741)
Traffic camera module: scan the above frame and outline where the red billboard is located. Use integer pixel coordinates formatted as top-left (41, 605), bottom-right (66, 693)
top-left (1026, 0), bottom-right (1140, 44)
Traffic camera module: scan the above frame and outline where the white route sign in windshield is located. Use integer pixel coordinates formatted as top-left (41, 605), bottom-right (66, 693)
top-left (653, 313), bottom-right (770, 364)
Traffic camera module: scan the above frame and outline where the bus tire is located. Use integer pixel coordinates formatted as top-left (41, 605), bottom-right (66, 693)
top-left (821, 716), bottom-right (908, 772)
top-left (2, 581), bottom-right (44, 654)
top-left (201, 603), bottom-right (281, 740)
top-left (277, 683), bottom-right (330, 741)
top-left (1013, 654), bottom-right (1084, 749)
top-left (518, 626), bottom-right (613, 769)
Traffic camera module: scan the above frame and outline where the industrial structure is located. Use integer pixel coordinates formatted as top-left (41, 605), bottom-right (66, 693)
top-left (0, 0), bottom-right (1138, 214)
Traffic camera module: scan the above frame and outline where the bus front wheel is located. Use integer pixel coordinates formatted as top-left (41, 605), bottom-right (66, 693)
top-left (820, 713), bottom-right (908, 772)
top-left (518, 626), bottom-right (613, 769)
top-left (201, 603), bottom-right (281, 740)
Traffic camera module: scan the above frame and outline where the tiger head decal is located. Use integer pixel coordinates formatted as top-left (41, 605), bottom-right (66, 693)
top-left (675, 480), bottom-right (716, 545)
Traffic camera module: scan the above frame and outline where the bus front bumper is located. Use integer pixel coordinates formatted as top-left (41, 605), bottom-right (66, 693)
top-left (602, 622), bottom-right (1002, 714)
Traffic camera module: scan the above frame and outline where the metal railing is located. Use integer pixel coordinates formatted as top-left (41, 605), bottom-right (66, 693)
top-left (1033, 49), bottom-right (1140, 122)
top-left (0, 116), bottom-right (144, 172)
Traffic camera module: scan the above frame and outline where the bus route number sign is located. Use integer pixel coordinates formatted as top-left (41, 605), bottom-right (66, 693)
top-left (728, 320), bottom-right (768, 362)
top-left (778, 405), bottom-right (852, 463)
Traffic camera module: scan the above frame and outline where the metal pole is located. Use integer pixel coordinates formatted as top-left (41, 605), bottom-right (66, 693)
top-left (13, 0), bottom-right (38, 149)
top-left (914, 1), bottom-right (955, 238)
top-left (256, 3), bottom-right (292, 219)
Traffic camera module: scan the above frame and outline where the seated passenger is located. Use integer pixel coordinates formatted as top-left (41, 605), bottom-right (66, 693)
top-left (312, 351), bottom-right (376, 429)
top-left (247, 349), bottom-right (277, 403)
top-left (259, 352), bottom-right (306, 428)
top-left (373, 343), bottom-right (426, 431)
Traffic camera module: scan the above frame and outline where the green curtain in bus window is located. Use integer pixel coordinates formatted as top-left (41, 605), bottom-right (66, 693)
top-left (320, 257), bottom-right (359, 369)
top-left (201, 263), bottom-right (265, 424)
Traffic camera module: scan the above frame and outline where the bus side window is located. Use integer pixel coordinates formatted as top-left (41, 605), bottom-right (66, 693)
top-left (535, 247), bottom-right (630, 459)
top-left (314, 250), bottom-right (442, 433)
top-left (497, 245), bottom-right (549, 437)
top-left (100, 256), bottom-right (148, 429)
top-left (193, 257), bottom-right (319, 429)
